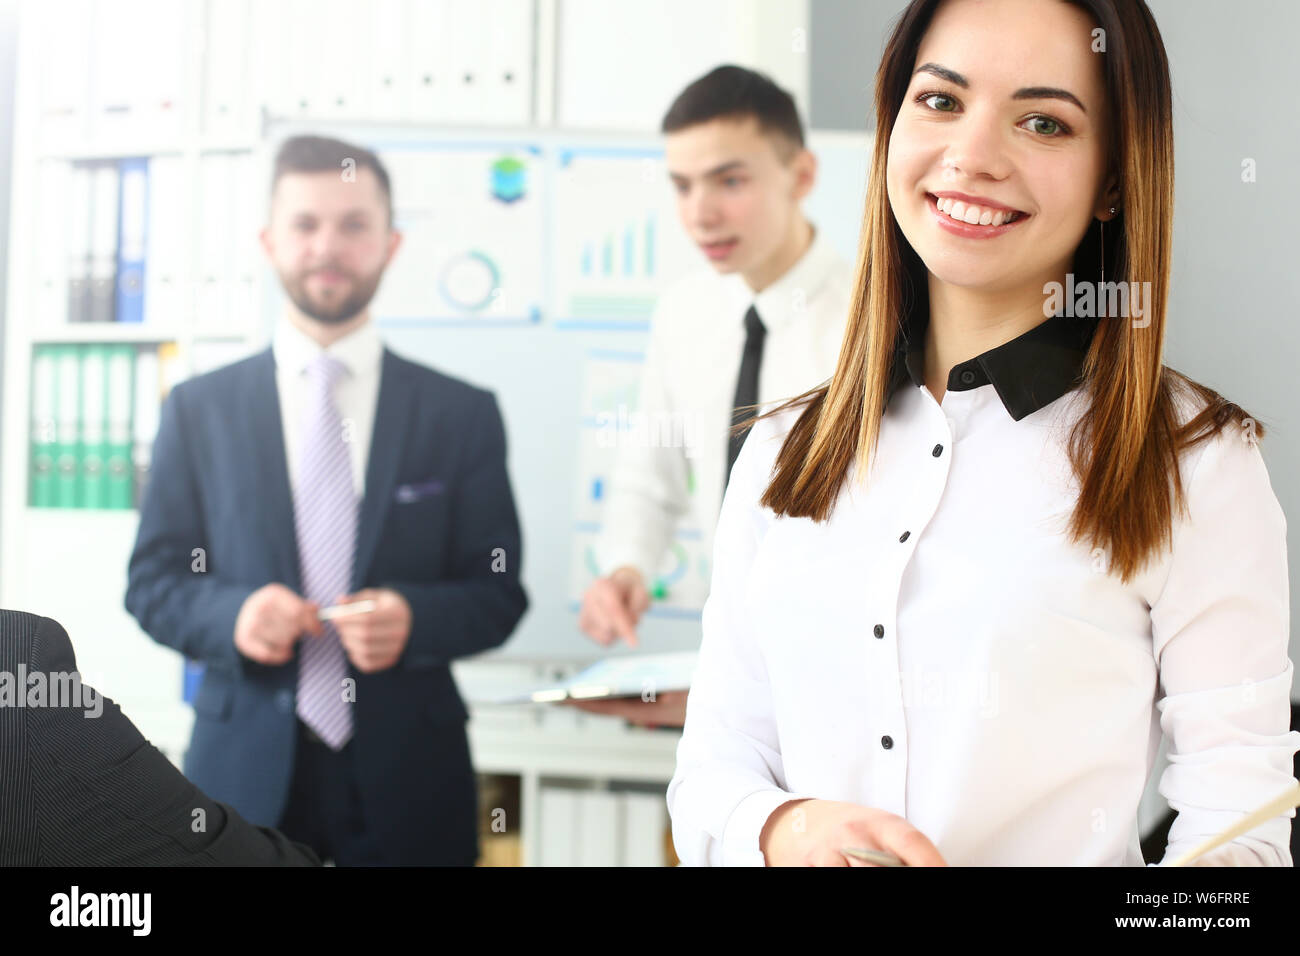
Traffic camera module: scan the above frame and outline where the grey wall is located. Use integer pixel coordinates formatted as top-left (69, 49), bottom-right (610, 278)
top-left (809, 0), bottom-right (904, 131)
top-left (809, 0), bottom-right (1300, 686)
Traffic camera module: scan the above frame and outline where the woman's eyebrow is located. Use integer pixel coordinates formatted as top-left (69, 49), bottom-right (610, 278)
top-left (913, 62), bottom-right (1088, 114)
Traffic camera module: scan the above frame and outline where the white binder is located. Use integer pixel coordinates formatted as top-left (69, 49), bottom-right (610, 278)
top-left (36, 0), bottom-right (92, 149)
top-left (367, 0), bottom-right (409, 121)
top-left (203, 0), bottom-right (251, 139)
top-left (621, 792), bottom-right (669, 866)
top-left (481, 0), bottom-right (534, 125)
top-left (35, 161), bottom-right (71, 328)
top-left (539, 787), bottom-right (579, 866)
top-left (576, 790), bottom-right (623, 866)
top-left (143, 156), bottom-right (186, 330)
top-left (407, 0), bottom-right (450, 122)
top-left (88, 163), bottom-right (121, 323)
top-left (196, 154), bottom-right (235, 333)
top-left (65, 164), bottom-right (94, 323)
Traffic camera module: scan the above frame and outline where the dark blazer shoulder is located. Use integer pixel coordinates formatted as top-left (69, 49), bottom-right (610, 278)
top-left (383, 346), bottom-right (497, 408)
top-left (0, 610), bottom-right (44, 863)
top-left (0, 608), bottom-right (39, 667)
top-left (169, 348), bottom-right (272, 405)
top-left (0, 609), bottom-right (76, 674)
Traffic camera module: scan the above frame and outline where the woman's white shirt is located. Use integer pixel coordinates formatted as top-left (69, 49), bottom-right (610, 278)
top-left (667, 347), bottom-right (1298, 866)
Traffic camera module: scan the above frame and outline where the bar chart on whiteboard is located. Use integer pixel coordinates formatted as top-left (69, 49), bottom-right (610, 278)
top-left (552, 147), bottom-right (698, 329)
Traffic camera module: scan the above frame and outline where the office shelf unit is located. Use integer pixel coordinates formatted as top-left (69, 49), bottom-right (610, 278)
top-left (1, 0), bottom-right (263, 754)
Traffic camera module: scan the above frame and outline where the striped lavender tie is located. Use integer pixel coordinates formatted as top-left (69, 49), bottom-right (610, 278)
top-left (292, 352), bottom-right (356, 750)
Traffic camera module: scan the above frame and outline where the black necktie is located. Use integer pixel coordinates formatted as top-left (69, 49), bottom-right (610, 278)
top-left (725, 305), bottom-right (766, 493)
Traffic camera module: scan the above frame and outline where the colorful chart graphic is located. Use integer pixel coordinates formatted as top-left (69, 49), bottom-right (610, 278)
top-left (438, 250), bottom-right (500, 312)
top-left (491, 156), bottom-right (527, 203)
top-left (553, 148), bottom-right (698, 328)
top-left (369, 143), bottom-right (544, 323)
top-left (568, 351), bottom-right (712, 614)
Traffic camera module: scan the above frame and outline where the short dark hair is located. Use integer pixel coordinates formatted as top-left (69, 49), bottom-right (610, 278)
top-left (270, 134), bottom-right (394, 225)
top-left (660, 65), bottom-right (806, 159)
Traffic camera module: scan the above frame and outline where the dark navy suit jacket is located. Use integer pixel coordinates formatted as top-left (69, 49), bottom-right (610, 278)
top-left (124, 344), bottom-right (528, 864)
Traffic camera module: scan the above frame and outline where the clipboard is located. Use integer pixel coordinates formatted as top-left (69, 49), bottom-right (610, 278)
top-left (480, 651), bottom-right (698, 704)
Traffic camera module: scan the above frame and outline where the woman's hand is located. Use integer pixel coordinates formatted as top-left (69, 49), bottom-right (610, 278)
top-left (759, 799), bottom-right (949, 866)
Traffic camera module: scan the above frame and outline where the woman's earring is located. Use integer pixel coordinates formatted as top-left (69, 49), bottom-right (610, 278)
top-left (1100, 207), bottom-right (1117, 284)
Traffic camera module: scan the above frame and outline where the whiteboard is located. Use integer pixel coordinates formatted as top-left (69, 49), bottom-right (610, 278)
top-left (258, 124), bottom-right (873, 660)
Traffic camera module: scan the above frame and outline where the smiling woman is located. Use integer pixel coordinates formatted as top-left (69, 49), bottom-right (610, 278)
top-left (666, 0), bottom-right (1300, 868)
top-left (768, 0), bottom-right (1231, 582)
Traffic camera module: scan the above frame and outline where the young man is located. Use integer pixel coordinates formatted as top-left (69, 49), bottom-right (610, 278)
top-left (574, 66), bottom-right (853, 726)
top-left (125, 135), bottom-right (528, 865)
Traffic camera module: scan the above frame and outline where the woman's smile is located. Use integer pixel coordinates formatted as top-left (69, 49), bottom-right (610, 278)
top-left (925, 191), bottom-right (1031, 239)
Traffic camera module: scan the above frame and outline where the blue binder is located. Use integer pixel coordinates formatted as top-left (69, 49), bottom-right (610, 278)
top-left (115, 158), bottom-right (148, 323)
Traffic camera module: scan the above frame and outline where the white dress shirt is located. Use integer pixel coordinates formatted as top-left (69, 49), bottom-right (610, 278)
top-left (668, 309), bottom-right (1299, 866)
top-left (596, 226), bottom-right (853, 587)
top-left (272, 317), bottom-right (383, 497)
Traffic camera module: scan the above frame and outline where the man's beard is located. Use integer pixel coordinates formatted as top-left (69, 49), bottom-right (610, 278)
top-left (281, 266), bottom-right (385, 325)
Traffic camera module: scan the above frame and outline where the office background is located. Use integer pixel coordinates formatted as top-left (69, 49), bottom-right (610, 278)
top-left (0, 0), bottom-right (1294, 865)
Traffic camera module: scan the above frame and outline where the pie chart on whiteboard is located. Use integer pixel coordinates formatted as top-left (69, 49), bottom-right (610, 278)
top-left (438, 250), bottom-right (501, 314)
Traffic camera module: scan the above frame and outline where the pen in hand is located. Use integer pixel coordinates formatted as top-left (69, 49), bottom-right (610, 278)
top-left (317, 599), bottom-right (377, 621)
top-left (841, 846), bottom-right (908, 867)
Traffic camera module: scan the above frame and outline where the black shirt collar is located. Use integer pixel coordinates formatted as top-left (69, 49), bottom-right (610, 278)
top-left (887, 309), bottom-right (1097, 421)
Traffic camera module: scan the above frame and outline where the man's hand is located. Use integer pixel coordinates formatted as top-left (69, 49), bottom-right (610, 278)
top-left (759, 799), bottom-right (949, 867)
top-left (329, 588), bottom-right (412, 673)
top-left (562, 689), bottom-right (688, 728)
top-left (233, 583), bottom-right (320, 666)
top-left (578, 566), bottom-right (651, 647)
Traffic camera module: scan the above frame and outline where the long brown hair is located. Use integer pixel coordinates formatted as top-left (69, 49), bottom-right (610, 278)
top-left (745, 0), bottom-right (1264, 584)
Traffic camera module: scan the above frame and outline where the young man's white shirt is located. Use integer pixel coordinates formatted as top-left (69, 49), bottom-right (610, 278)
top-left (595, 226), bottom-right (853, 587)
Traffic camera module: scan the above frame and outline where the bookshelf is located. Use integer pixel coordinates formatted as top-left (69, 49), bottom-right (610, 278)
top-left (466, 705), bottom-right (682, 866)
top-left (0, 0), bottom-right (261, 759)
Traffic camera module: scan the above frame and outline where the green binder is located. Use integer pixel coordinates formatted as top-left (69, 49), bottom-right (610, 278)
top-left (53, 345), bottom-right (81, 508)
top-left (104, 344), bottom-right (135, 509)
top-left (29, 345), bottom-right (57, 507)
top-left (79, 344), bottom-right (109, 509)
